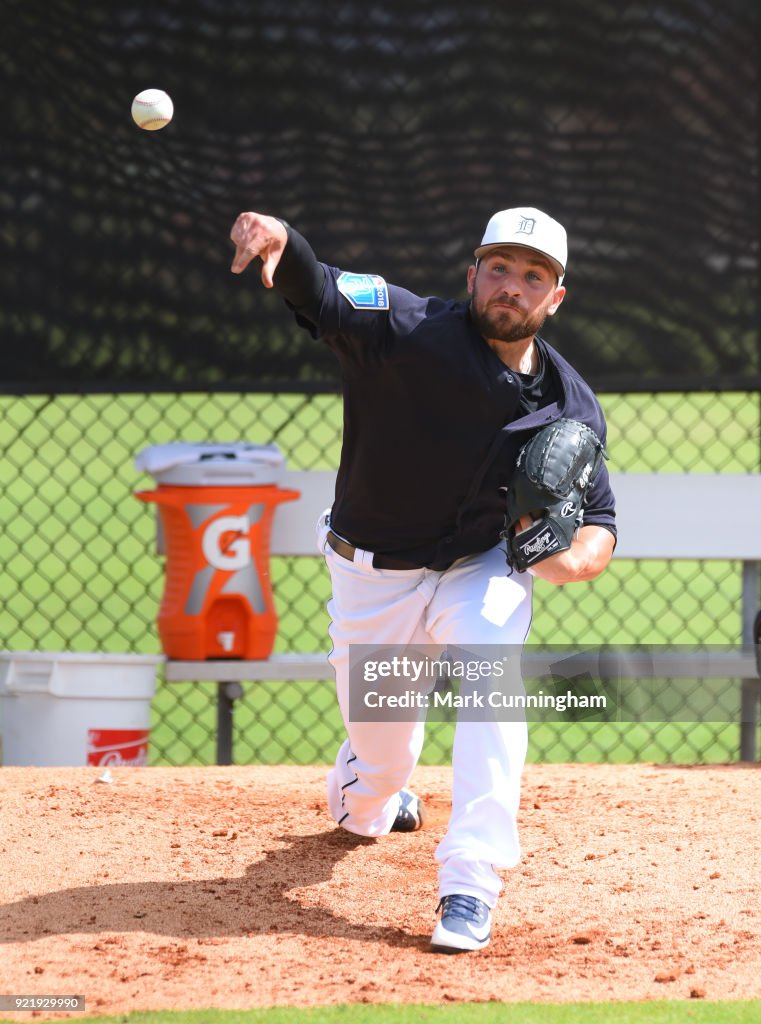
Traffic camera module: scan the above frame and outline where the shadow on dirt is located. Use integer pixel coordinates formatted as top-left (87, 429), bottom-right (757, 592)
top-left (0, 829), bottom-right (429, 950)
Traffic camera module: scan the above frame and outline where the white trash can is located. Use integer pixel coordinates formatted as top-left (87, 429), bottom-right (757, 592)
top-left (0, 651), bottom-right (163, 767)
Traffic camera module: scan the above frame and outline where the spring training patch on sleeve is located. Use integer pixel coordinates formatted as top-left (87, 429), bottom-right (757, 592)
top-left (336, 272), bottom-right (389, 310)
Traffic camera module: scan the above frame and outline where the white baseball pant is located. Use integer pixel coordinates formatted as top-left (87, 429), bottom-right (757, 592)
top-left (317, 513), bottom-right (532, 908)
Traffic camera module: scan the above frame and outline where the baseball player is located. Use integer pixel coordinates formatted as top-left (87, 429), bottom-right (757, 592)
top-left (229, 206), bottom-right (616, 953)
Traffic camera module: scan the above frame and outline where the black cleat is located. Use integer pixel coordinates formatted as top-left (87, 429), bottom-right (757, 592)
top-left (390, 788), bottom-right (425, 832)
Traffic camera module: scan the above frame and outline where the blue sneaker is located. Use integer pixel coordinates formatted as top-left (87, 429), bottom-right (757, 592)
top-left (431, 894), bottom-right (492, 953)
top-left (390, 788), bottom-right (425, 832)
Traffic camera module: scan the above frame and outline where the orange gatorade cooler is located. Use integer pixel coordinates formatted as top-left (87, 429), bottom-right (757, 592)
top-left (135, 443), bottom-right (299, 660)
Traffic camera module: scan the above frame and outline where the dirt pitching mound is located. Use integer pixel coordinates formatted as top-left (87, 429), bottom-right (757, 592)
top-left (1, 763), bottom-right (760, 1017)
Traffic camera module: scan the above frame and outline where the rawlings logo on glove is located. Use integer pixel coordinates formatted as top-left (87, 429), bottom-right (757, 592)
top-left (503, 418), bottom-right (607, 572)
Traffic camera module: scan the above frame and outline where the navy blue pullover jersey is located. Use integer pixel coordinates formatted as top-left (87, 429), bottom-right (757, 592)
top-left (277, 240), bottom-right (616, 571)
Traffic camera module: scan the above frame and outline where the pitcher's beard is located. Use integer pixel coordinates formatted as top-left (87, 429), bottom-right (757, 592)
top-left (471, 302), bottom-right (547, 344)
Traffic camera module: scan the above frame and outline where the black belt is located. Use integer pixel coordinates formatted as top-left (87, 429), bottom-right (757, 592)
top-left (326, 530), bottom-right (426, 570)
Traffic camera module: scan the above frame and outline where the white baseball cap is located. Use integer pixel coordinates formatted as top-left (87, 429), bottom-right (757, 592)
top-left (474, 207), bottom-right (567, 282)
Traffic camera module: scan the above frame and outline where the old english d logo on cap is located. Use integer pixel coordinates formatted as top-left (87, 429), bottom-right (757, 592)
top-left (474, 207), bottom-right (567, 280)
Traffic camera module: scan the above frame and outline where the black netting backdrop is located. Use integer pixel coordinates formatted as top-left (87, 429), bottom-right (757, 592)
top-left (1, 0), bottom-right (758, 393)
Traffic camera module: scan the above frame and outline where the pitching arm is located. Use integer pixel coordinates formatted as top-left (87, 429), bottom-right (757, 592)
top-left (230, 212), bottom-right (326, 323)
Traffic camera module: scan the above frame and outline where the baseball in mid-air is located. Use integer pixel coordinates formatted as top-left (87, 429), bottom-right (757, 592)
top-left (131, 89), bottom-right (174, 131)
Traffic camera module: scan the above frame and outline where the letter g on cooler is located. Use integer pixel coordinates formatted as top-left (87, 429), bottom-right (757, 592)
top-left (202, 514), bottom-right (251, 571)
top-left (133, 444), bottom-right (300, 660)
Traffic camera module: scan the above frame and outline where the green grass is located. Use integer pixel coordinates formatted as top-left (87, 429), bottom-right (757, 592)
top-left (1, 390), bottom-right (759, 766)
top-left (3, 1000), bottom-right (759, 1024)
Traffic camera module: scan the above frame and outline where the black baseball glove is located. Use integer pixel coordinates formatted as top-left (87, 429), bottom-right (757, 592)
top-left (504, 418), bottom-right (608, 572)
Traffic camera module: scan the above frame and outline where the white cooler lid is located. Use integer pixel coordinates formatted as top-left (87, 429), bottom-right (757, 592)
top-left (134, 442), bottom-right (285, 486)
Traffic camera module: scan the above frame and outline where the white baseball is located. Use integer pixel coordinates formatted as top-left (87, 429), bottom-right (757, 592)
top-left (131, 89), bottom-right (174, 131)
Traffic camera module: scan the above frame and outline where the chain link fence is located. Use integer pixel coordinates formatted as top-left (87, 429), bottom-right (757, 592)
top-left (1, 389), bottom-right (759, 765)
